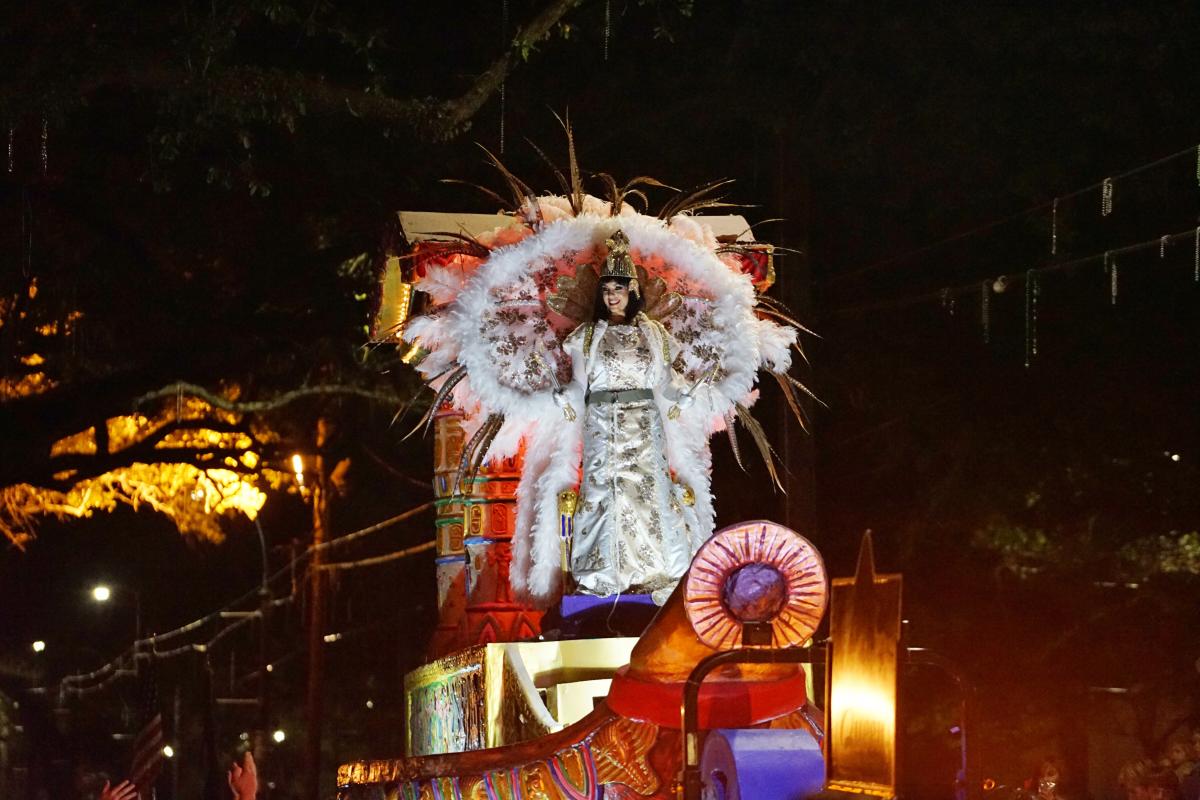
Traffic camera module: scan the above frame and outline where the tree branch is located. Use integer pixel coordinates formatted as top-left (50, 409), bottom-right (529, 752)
top-left (8, 0), bottom-right (584, 142)
top-left (132, 381), bottom-right (402, 414)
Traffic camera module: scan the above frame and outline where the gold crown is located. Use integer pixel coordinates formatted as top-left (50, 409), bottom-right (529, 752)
top-left (600, 230), bottom-right (637, 280)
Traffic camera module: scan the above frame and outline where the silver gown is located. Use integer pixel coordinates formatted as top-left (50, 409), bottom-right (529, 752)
top-left (570, 323), bottom-right (695, 602)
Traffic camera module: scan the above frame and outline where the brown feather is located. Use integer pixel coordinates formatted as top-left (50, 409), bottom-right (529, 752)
top-left (414, 365), bottom-right (467, 438)
top-left (623, 176), bottom-right (679, 193)
top-left (476, 143), bottom-right (534, 209)
top-left (724, 411), bottom-right (746, 472)
top-left (658, 179), bottom-right (736, 220)
top-left (421, 231), bottom-right (492, 259)
top-left (621, 189), bottom-right (650, 212)
top-left (466, 414), bottom-right (505, 482)
top-left (773, 372), bottom-right (811, 433)
top-left (671, 199), bottom-right (751, 216)
top-left (733, 218), bottom-right (787, 239)
top-left (524, 137), bottom-right (571, 198)
top-left (783, 373), bottom-right (828, 408)
top-left (593, 172), bottom-right (623, 214)
top-left (755, 306), bottom-right (821, 339)
top-left (453, 415), bottom-right (492, 496)
top-left (550, 110), bottom-right (584, 215)
top-left (735, 401), bottom-right (785, 493)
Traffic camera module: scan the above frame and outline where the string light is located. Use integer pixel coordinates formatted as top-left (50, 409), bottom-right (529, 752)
top-left (1110, 258), bottom-right (1119, 305)
top-left (832, 142), bottom-right (1200, 286)
top-left (1194, 227), bottom-right (1199, 283)
top-left (604, 0), bottom-right (612, 61)
top-left (1160, 235), bottom-right (1168, 258)
top-left (1101, 177), bottom-right (1113, 217)
top-left (1050, 197), bottom-right (1058, 256)
top-left (980, 280), bottom-right (991, 344)
top-left (499, 0), bottom-right (508, 154)
top-left (30, 502), bottom-right (434, 699)
top-left (1024, 269), bottom-right (1038, 368)
top-left (7, 127), bottom-right (13, 174)
top-left (40, 117), bottom-right (47, 175)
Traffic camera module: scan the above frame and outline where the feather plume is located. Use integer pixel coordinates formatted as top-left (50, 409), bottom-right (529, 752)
top-left (735, 401), bottom-right (784, 492)
top-left (453, 413), bottom-right (503, 495)
top-left (623, 176), bottom-right (678, 193)
top-left (406, 365), bottom-right (466, 439)
top-left (756, 306), bottom-right (821, 339)
top-left (525, 137), bottom-right (571, 199)
top-left (658, 179), bottom-right (736, 220)
top-left (421, 231), bottom-right (491, 260)
top-left (732, 218), bottom-right (786, 239)
top-left (466, 414), bottom-right (505, 482)
top-left (783, 372), bottom-right (828, 408)
top-left (476, 143), bottom-right (534, 209)
top-left (415, 265), bottom-right (469, 305)
top-left (549, 110), bottom-right (584, 215)
top-left (772, 372), bottom-right (810, 432)
top-left (621, 189), bottom-right (650, 212)
top-left (724, 410), bottom-right (745, 471)
top-left (593, 172), bottom-right (623, 214)
top-left (675, 199), bottom-right (750, 215)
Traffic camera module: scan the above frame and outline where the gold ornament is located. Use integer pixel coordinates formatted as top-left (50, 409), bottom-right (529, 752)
top-left (599, 229), bottom-right (637, 280)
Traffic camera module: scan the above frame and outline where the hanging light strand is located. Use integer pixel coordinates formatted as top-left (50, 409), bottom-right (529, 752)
top-left (980, 280), bottom-right (991, 344)
top-left (833, 141), bottom-right (1200, 286)
top-left (1194, 227), bottom-right (1199, 283)
top-left (499, 0), bottom-right (509, 154)
top-left (1050, 197), bottom-right (1058, 255)
top-left (40, 117), bottom-right (48, 175)
top-left (1024, 269), bottom-right (1038, 368)
top-left (603, 0), bottom-right (611, 61)
top-left (831, 224), bottom-right (1200, 318)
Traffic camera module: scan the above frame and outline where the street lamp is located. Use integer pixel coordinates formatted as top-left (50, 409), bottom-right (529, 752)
top-left (31, 640), bottom-right (46, 653)
top-left (90, 583), bottom-right (142, 642)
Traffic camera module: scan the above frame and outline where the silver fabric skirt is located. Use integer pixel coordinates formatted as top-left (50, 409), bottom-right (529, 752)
top-left (570, 398), bottom-right (694, 603)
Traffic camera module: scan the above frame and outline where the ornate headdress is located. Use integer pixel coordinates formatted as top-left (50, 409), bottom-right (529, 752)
top-left (600, 229), bottom-right (640, 296)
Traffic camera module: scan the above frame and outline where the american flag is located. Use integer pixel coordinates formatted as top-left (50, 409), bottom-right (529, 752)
top-left (129, 712), bottom-right (164, 799)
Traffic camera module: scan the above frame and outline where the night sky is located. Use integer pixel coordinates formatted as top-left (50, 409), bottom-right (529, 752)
top-left (2, 3), bottom-right (1199, 799)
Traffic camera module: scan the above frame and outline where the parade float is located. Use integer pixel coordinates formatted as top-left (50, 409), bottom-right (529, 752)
top-left (339, 164), bottom-right (904, 799)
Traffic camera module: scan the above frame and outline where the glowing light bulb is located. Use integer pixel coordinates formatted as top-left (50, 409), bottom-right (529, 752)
top-left (32, 640), bottom-right (46, 653)
top-left (162, 745), bottom-right (175, 758)
top-left (92, 585), bottom-right (112, 602)
top-left (272, 729), bottom-right (286, 743)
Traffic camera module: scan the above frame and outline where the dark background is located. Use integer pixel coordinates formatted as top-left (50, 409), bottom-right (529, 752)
top-left (1, 2), bottom-right (1199, 798)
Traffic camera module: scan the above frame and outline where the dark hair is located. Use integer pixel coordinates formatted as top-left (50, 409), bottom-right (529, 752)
top-left (593, 276), bottom-right (643, 322)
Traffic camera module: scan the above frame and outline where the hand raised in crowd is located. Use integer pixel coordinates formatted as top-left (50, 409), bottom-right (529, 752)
top-left (227, 751), bottom-right (258, 800)
top-left (99, 779), bottom-right (139, 800)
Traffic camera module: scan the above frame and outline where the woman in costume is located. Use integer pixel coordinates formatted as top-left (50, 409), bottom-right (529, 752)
top-left (398, 192), bottom-right (810, 608)
top-left (557, 231), bottom-right (700, 602)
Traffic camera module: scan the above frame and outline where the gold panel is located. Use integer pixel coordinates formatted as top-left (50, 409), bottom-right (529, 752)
top-left (404, 638), bottom-right (638, 757)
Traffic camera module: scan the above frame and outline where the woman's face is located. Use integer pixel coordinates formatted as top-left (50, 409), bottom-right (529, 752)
top-left (601, 280), bottom-right (630, 318)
